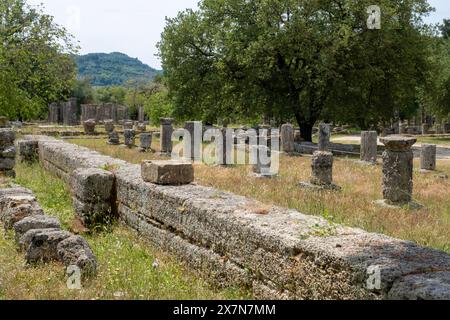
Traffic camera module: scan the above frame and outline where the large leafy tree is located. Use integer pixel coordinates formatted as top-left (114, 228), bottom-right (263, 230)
top-left (0, 0), bottom-right (77, 120)
top-left (159, 0), bottom-right (434, 141)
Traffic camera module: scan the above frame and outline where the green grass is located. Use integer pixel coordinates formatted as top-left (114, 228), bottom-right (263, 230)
top-left (70, 138), bottom-right (450, 253)
top-left (417, 136), bottom-right (450, 147)
top-left (0, 163), bottom-right (251, 300)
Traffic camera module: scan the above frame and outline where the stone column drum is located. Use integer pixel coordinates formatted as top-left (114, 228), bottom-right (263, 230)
top-left (104, 120), bottom-right (115, 134)
top-left (184, 121), bottom-right (203, 162)
top-left (318, 123), bottom-right (331, 152)
top-left (83, 120), bottom-right (96, 135)
top-left (107, 132), bottom-right (120, 145)
top-left (420, 144), bottom-right (436, 172)
top-left (280, 123), bottom-right (295, 153)
top-left (160, 118), bottom-right (174, 155)
top-left (140, 133), bottom-right (153, 152)
top-left (360, 131), bottom-right (378, 164)
top-left (124, 129), bottom-right (136, 148)
top-left (310, 151), bottom-right (333, 186)
top-left (380, 136), bottom-right (417, 205)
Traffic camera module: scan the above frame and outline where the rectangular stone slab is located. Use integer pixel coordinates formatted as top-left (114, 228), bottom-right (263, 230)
top-left (141, 160), bottom-right (194, 185)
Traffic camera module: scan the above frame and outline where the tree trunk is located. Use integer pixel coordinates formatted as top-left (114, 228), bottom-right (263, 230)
top-left (295, 113), bottom-right (314, 142)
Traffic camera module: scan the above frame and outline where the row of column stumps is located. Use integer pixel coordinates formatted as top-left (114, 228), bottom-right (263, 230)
top-left (100, 117), bottom-right (437, 210)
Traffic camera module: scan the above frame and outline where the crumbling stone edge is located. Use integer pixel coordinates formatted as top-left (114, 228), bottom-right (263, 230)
top-left (0, 184), bottom-right (97, 280)
top-left (18, 135), bottom-right (450, 300)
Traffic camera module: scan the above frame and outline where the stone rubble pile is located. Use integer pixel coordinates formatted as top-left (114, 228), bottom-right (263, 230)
top-left (0, 185), bottom-right (97, 278)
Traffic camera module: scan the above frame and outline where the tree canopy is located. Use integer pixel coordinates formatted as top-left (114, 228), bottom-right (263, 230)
top-left (0, 0), bottom-right (78, 120)
top-left (159, 0), bottom-right (439, 141)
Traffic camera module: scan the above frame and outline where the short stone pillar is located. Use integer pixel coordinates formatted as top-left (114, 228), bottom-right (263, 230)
top-left (83, 120), bottom-right (96, 135)
top-left (124, 129), bottom-right (136, 148)
top-left (138, 106), bottom-right (145, 123)
top-left (378, 136), bottom-right (418, 206)
top-left (217, 128), bottom-right (233, 166)
top-left (160, 118), bottom-right (173, 155)
top-left (360, 131), bottom-right (378, 164)
top-left (252, 145), bottom-right (272, 177)
top-left (420, 144), bottom-right (436, 172)
top-left (17, 140), bottom-right (39, 163)
top-left (311, 151), bottom-right (334, 186)
top-left (71, 168), bottom-right (115, 228)
top-left (141, 160), bottom-right (194, 185)
top-left (0, 128), bottom-right (16, 177)
top-left (107, 132), bottom-right (120, 145)
top-left (139, 133), bottom-right (153, 152)
top-left (421, 123), bottom-right (429, 135)
top-left (123, 121), bottom-right (134, 131)
top-left (184, 121), bottom-right (203, 162)
top-left (104, 120), bottom-right (114, 134)
top-left (318, 123), bottom-right (331, 152)
top-left (280, 123), bottom-right (295, 153)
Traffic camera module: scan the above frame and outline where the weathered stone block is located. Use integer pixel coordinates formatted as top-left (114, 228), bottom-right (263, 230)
top-left (280, 124), bottom-right (295, 153)
top-left (26, 229), bottom-right (72, 264)
top-left (107, 131), bottom-right (120, 145)
top-left (360, 131), bottom-right (378, 163)
top-left (0, 128), bottom-right (15, 145)
top-left (57, 235), bottom-right (97, 276)
top-left (160, 118), bottom-right (173, 155)
top-left (123, 121), bottom-right (134, 130)
top-left (124, 129), bottom-right (136, 147)
top-left (311, 151), bottom-right (333, 185)
top-left (104, 120), bottom-right (115, 133)
top-left (420, 144), bottom-right (436, 171)
top-left (380, 136), bottom-right (417, 205)
top-left (19, 228), bottom-right (60, 251)
top-left (141, 160), bottom-right (194, 185)
top-left (71, 168), bottom-right (115, 202)
top-left (13, 215), bottom-right (61, 242)
top-left (17, 140), bottom-right (38, 163)
top-left (318, 124), bottom-right (331, 152)
top-left (139, 133), bottom-right (152, 151)
top-left (83, 120), bottom-right (96, 135)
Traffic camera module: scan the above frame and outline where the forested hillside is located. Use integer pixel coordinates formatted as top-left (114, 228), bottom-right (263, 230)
top-left (76, 52), bottom-right (162, 87)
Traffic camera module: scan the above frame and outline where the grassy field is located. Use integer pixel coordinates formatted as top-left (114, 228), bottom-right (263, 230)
top-left (70, 137), bottom-right (450, 253)
top-left (0, 163), bottom-right (250, 300)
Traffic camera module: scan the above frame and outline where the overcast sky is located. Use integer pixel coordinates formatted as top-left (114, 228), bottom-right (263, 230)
top-left (28, 0), bottom-right (450, 69)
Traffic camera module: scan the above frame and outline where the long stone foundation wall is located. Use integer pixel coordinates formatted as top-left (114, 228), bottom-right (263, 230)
top-left (22, 135), bottom-right (450, 300)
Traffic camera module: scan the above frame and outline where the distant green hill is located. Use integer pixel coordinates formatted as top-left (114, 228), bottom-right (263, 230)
top-left (76, 52), bottom-right (162, 87)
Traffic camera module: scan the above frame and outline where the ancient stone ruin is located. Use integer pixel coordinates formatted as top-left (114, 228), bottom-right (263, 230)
top-left (48, 98), bottom-right (79, 126)
top-left (139, 133), bottom-right (153, 152)
top-left (280, 123), bottom-right (295, 154)
top-left (83, 119), bottom-right (96, 135)
top-left (420, 144), bottom-right (437, 172)
top-left (18, 135), bottom-right (450, 299)
top-left (300, 124), bottom-right (340, 190)
top-left (360, 131), bottom-right (378, 164)
top-left (159, 118), bottom-right (174, 156)
top-left (0, 185), bottom-right (97, 279)
top-left (124, 129), bottom-right (136, 148)
top-left (376, 136), bottom-right (420, 208)
top-left (71, 168), bottom-right (115, 228)
top-left (107, 132), bottom-right (120, 145)
top-left (81, 103), bottom-right (129, 124)
top-left (0, 128), bottom-right (16, 177)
